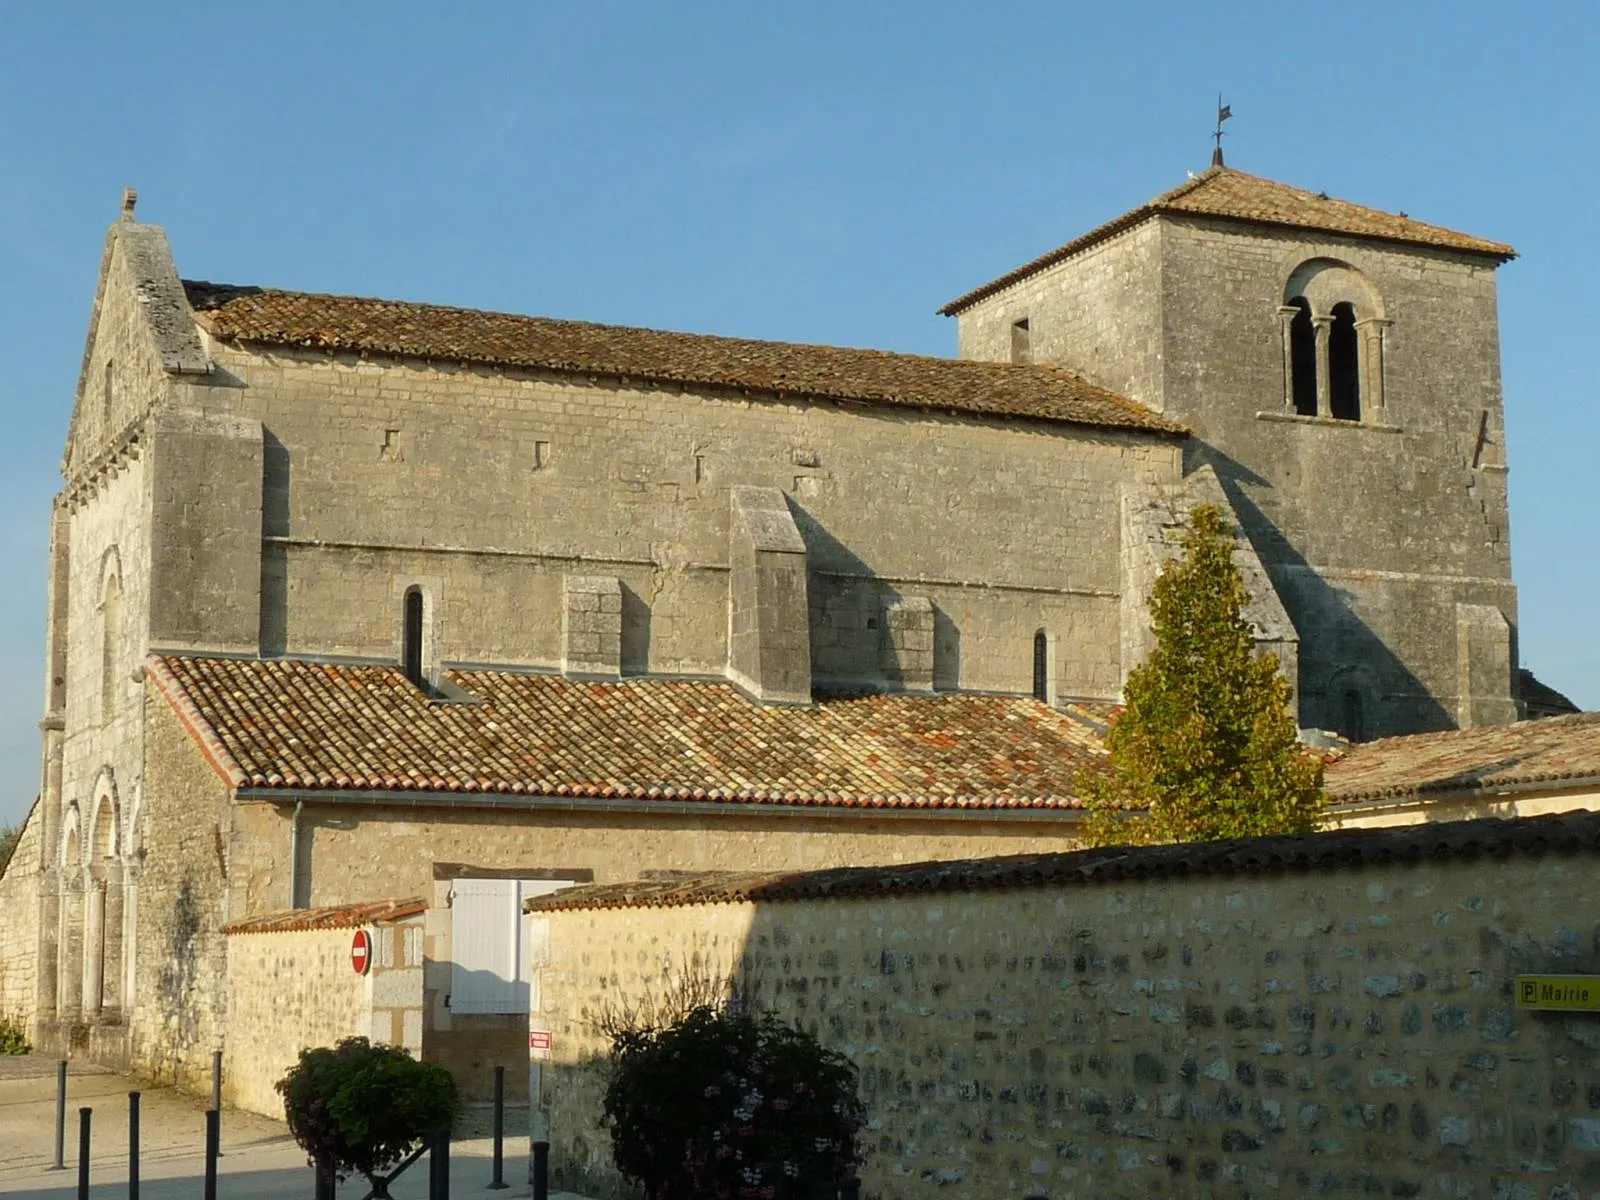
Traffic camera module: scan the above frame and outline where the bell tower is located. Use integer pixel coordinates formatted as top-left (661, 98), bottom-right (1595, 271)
top-left (943, 166), bottom-right (1520, 739)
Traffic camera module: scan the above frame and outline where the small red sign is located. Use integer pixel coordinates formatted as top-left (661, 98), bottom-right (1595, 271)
top-left (351, 930), bottom-right (372, 975)
top-left (529, 1030), bottom-right (552, 1052)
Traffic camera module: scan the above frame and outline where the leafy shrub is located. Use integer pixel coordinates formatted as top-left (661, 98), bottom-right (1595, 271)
top-left (604, 1003), bottom-right (867, 1200)
top-left (276, 1037), bottom-right (458, 1187)
top-left (0, 1013), bottom-right (31, 1055)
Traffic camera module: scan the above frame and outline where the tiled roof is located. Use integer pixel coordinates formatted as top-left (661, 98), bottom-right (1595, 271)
top-left (224, 897), bottom-right (427, 935)
top-left (183, 282), bottom-right (1184, 436)
top-left (1325, 711), bottom-right (1600, 804)
top-left (149, 656), bottom-right (1106, 811)
top-left (526, 809), bottom-right (1600, 913)
top-left (939, 166), bottom-right (1516, 315)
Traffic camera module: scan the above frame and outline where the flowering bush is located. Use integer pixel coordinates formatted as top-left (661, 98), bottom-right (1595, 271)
top-left (603, 1004), bottom-right (867, 1200)
top-left (275, 1037), bottom-right (458, 1188)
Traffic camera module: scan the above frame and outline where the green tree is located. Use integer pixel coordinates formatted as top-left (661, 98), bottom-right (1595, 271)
top-left (1083, 504), bottom-right (1324, 845)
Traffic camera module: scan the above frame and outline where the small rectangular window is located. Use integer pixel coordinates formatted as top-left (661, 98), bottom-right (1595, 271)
top-left (1011, 318), bottom-right (1032, 365)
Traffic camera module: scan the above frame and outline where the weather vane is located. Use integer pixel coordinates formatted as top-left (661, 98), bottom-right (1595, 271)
top-left (1211, 95), bottom-right (1232, 168)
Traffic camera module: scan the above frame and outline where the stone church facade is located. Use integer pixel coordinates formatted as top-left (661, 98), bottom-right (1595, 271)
top-left (0, 167), bottom-right (1529, 1090)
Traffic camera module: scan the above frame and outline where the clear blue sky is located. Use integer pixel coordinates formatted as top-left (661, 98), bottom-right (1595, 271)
top-left (1, 2), bottom-right (1595, 825)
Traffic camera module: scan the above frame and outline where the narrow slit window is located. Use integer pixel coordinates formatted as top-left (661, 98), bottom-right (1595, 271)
top-left (1032, 630), bottom-right (1048, 702)
top-left (1328, 302), bottom-right (1361, 421)
top-left (101, 574), bottom-right (120, 725)
top-left (1288, 298), bottom-right (1316, 416)
top-left (1011, 318), bottom-right (1032, 365)
top-left (103, 360), bottom-right (115, 431)
top-left (403, 588), bottom-right (425, 685)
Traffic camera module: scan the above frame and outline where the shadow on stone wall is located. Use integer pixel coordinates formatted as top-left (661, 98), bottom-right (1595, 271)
top-left (537, 834), bottom-right (1600, 1200)
top-left (259, 429), bottom-right (291, 656)
top-left (1197, 445), bottom-right (1452, 739)
top-left (619, 583), bottom-right (651, 676)
top-left (788, 500), bottom-right (894, 691)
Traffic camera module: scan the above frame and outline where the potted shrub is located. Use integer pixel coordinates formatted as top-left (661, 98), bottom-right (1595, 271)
top-left (277, 1036), bottom-right (458, 1198)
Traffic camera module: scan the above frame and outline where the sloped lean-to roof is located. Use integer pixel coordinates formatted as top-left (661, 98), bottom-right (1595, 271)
top-left (148, 655), bottom-right (1108, 812)
top-left (940, 166), bottom-right (1517, 316)
top-left (182, 281), bottom-right (1184, 437)
top-left (224, 896), bottom-right (428, 935)
top-left (1324, 711), bottom-right (1600, 805)
top-left (527, 809), bottom-right (1600, 913)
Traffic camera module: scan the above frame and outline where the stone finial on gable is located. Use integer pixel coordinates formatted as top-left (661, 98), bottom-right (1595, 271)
top-left (121, 187), bottom-right (138, 221)
top-left (563, 576), bottom-right (623, 678)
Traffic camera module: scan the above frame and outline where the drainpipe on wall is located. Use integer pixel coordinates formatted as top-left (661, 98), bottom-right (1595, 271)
top-left (288, 800), bottom-right (304, 910)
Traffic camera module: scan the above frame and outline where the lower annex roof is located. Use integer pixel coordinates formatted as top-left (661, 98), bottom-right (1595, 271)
top-left (149, 655), bottom-right (1108, 812)
top-left (1322, 710), bottom-right (1600, 803)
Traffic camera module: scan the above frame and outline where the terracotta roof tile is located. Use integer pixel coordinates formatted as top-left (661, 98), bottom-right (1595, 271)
top-left (224, 896), bottom-right (427, 935)
top-left (149, 656), bottom-right (1105, 811)
top-left (940, 167), bottom-right (1516, 315)
top-left (1325, 712), bottom-right (1600, 804)
top-left (183, 283), bottom-right (1184, 436)
top-left (527, 809), bottom-right (1600, 913)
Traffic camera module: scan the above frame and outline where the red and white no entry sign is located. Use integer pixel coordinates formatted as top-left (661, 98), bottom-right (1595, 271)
top-left (351, 929), bottom-right (372, 975)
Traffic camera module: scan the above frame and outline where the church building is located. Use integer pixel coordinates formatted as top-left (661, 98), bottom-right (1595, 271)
top-left (0, 165), bottom-right (1532, 1096)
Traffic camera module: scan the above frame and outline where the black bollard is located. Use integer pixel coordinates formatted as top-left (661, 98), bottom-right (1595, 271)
top-left (531, 1141), bottom-right (549, 1200)
top-left (51, 1060), bottom-right (67, 1170)
top-left (203, 1109), bottom-right (219, 1200)
top-left (488, 1065), bottom-right (507, 1189)
top-left (128, 1092), bottom-right (141, 1200)
top-left (76, 1107), bottom-right (91, 1200)
top-left (428, 1127), bottom-right (451, 1200)
top-left (211, 1050), bottom-right (223, 1157)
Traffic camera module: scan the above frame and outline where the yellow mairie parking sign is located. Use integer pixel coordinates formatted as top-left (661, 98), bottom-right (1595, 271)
top-left (1516, 976), bottom-right (1600, 1011)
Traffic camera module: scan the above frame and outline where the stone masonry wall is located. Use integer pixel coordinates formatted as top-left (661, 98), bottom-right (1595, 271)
top-left (218, 794), bottom-right (1086, 1113)
top-left (954, 221), bottom-right (1165, 414)
top-left (533, 843), bottom-right (1600, 1200)
top-left (130, 688), bottom-right (236, 1090)
top-left (0, 801), bottom-right (43, 1028)
top-left (225, 800), bottom-right (1087, 921)
top-left (193, 336), bottom-right (1180, 702)
top-left (222, 912), bottom-right (424, 1118)
top-left (1156, 218), bottom-right (1517, 737)
top-left (223, 927), bottom-right (370, 1117)
top-left (955, 211), bottom-right (1518, 738)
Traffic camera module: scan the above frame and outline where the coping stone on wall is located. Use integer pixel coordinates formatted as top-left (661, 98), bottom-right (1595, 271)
top-left (525, 809), bottom-right (1600, 913)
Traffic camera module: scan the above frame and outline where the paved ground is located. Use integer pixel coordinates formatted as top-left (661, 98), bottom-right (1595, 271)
top-left (0, 1056), bottom-right (596, 1199)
